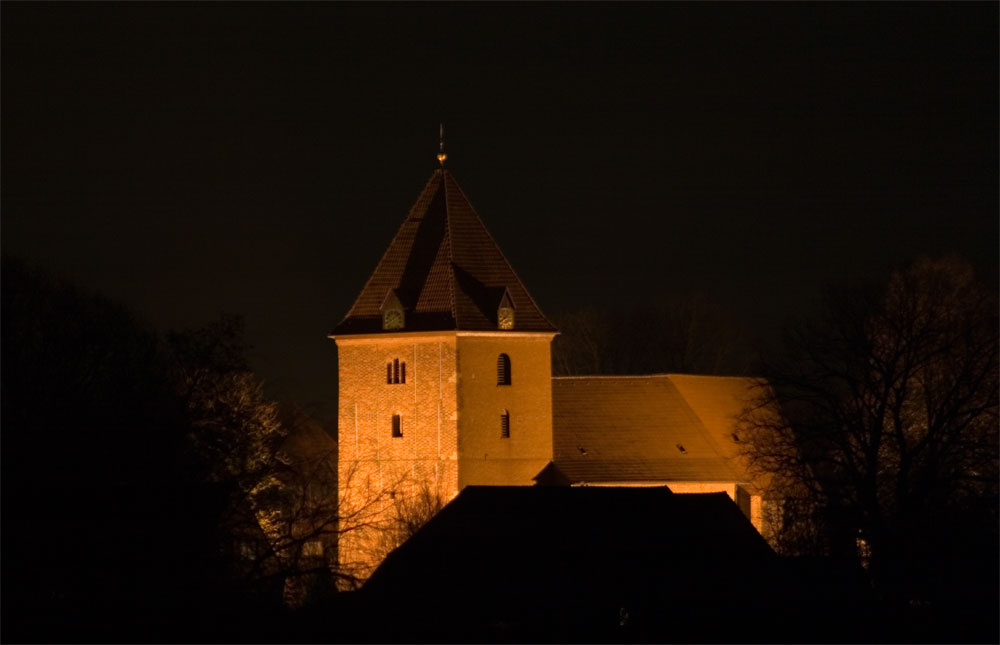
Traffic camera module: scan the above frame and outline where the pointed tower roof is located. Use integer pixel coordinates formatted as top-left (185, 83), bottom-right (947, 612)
top-left (333, 169), bottom-right (556, 335)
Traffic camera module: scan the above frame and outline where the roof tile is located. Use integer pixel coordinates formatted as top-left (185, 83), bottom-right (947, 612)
top-left (333, 169), bottom-right (555, 334)
top-left (552, 375), bottom-right (747, 484)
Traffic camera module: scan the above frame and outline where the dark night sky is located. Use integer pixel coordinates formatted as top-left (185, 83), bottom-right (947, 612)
top-left (3, 2), bottom-right (997, 425)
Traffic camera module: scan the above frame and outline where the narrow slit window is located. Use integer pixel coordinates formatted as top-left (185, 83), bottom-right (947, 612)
top-left (676, 443), bottom-right (687, 454)
top-left (500, 410), bottom-right (510, 438)
top-left (497, 353), bottom-right (511, 386)
top-left (392, 414), bottom-right (402, 438)
top-left (386, 363), bottom-right (393, 384)
top-left (400, 361), bottom-right (406, 384)
top-left (393, 358), bottom-right (400, 383)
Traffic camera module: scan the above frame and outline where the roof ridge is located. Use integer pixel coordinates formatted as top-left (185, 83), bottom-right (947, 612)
top-left (443, 171), bottom-right (558, 332)
top-left (441, 170), bottom-right (459, 327)
top-left (666, 373), bottom-right (761, 381)
top-left (552, 374), bottom-right (762, 381)
top-left (552, 374), bottom-right (674, 380)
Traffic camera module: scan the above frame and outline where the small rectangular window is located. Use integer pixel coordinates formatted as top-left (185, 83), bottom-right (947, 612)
top-left (392, 414), bottom-right (402, 438)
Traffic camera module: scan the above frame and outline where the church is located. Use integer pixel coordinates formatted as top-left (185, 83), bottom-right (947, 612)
top-left (330, 161), bottom-right (771, 582)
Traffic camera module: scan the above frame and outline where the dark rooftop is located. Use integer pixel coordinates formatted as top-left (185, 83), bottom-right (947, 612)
top-left (333, 169), bottom-right (556, 335)
top-left (361, 485), bottom-right (792, 640)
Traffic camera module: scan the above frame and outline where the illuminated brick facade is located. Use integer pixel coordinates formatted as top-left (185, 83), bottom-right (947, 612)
top-left (335, 331), bottom-right (555, 581)
top-left (332, 166), bottom-right (772, 582)
top-left (331, 168), bottom-right (559, 582)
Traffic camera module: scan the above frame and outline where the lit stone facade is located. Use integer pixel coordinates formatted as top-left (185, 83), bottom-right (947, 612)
top-left (454, 333), bottom-right (554, 488)
top-left (336, 334), bottom-right (460, 498)
top-left (335, 331), bottom-right (555, 581)
top-left (335, 334), bottom-right (459, 581)
top-left (331, 167), bottom-right (561, 582)
top-left (331, 166), bottom-right (774, 582)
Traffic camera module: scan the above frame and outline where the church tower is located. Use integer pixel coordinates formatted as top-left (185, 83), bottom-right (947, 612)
top-left (331, 166), bottom-right (557, 581)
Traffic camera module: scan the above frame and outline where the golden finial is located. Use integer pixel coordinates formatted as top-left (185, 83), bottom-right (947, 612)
top-left (437, 123), bottom-right (447, 166)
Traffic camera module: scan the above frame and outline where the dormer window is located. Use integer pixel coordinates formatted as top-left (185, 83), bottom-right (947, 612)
top-left (381, 289), bottom-right (405, 331)
top-left (497, 289), bottom-right (515, 330)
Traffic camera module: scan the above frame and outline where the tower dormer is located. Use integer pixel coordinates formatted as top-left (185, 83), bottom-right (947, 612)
top-left (497, 288), bottom-right (515, 330)
top-left (380, 289), bottom-right (405, 330)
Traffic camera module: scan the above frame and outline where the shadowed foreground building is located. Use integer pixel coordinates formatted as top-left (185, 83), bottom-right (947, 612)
top-left (330, 165), bottom-right (772, 582)
top-left (361, 486), bottom-right (790, 641)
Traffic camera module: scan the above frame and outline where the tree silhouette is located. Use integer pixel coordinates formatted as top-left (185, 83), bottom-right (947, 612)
top-left (552, 295), bottom-right (749, 376)
top-left (2, 256), bottom-right (198, 640)
top-left (1, 258), bottom-right (384, 639)
top-left (739, 257), bottom-right (998, 606)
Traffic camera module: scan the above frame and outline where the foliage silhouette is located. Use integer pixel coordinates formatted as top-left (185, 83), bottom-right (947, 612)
top-left (2, 256), bottom-right (203, 640)
top-left (739, 256), bottom-right (998, 613)
top-left (551, 295), bottom-right (750, 376)
top-left (1, 258), bottom-right (365, 640)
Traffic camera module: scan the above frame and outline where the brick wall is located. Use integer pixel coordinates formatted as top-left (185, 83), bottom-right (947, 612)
top-left (456, 333), bottom-right (555, 488)
top-left (335, 331), bottom-right (556, 582)
top-left (335, 334), bottom-right (461, 583)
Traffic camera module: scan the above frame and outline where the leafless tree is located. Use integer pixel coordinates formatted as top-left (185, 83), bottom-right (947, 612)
top-left (376, 483), bottom-right (446, 560)
top-left (168, 320), bottom-right (400, 603)
top-left (552, 306), bottom-right (613, 375)
top-left (739, 257), bottom-right (998, 600)
top-left (552, 295), bottom-right (749, 376)
top-left (326, 463), bottom-right (448, 589)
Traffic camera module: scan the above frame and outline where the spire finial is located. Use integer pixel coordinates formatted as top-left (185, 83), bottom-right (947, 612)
top-left (437, 123), bottom-right (447, 166)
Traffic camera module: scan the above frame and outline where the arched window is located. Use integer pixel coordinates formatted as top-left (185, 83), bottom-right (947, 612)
top-left (391, 414), bottom-right (402, 438)
top-left (497, 353), bottom-right (511, 386)
top-left (500, 410), bottom-right (510, 438)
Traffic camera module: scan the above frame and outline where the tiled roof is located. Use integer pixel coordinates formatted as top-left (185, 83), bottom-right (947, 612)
top-left (667, 374), bottom-right (755, 461)
top-left (552, 374), bottom-right (755, 485)
top-left (668, 374), bottom-right (772, 493)
top-left (333, 169), bottom-right (556, 335)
